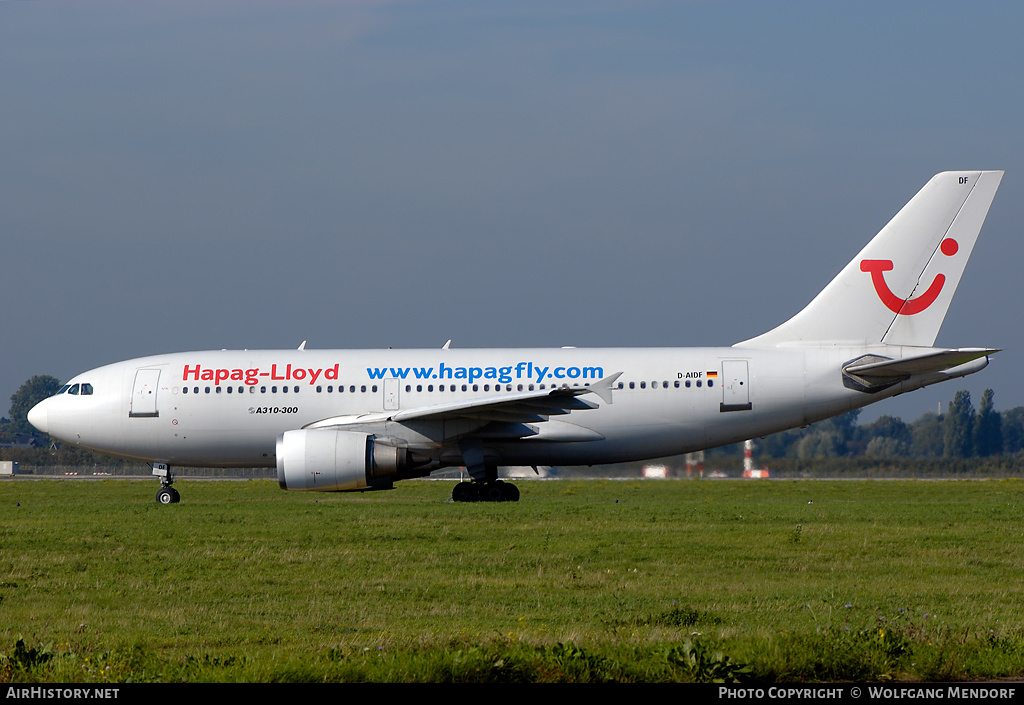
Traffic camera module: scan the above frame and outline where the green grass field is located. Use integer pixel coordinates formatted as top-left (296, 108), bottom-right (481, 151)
top-left (2, 477), bottom-right (1023, 682)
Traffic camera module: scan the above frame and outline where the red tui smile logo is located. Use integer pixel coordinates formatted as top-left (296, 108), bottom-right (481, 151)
top-left (860, 238), bottom-right (959, 315)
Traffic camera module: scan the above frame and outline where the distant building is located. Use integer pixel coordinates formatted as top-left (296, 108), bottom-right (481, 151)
top-left (0, 434), bottom-right (40, 449)
top-left (642, 464), bottom-right (668, 478)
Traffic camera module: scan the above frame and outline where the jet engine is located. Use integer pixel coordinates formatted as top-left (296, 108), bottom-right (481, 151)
top-left (276, 429), bottom-right (431, 492)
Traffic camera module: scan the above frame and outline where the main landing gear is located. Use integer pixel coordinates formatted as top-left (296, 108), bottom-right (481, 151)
top-left (152, 463), bottom-right (180, 504)
top-left (452, 439), bottom-right (520, 502)
top-left (451, 480), bottom-right (520, 503)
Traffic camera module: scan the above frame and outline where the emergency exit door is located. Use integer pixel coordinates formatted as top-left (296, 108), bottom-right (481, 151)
top-left (720, 360), bottom-right (752, 412)
top-left (129, 369), bottom-right (161, 418)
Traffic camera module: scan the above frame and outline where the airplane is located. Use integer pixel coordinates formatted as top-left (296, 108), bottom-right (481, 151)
top-left (27, 170), bottom-right (1004, 504)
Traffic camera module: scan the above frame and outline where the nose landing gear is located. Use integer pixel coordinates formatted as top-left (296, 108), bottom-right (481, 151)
top-left (152, 463), bottom-right (180, 504)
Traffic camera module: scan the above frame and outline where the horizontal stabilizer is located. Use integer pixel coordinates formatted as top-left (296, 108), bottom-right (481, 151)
top-left (844, 348), bottom-right (998, 380)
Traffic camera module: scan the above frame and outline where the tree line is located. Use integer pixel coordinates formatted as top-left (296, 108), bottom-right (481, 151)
top-left (746, 388), bottom-right (1015, 461)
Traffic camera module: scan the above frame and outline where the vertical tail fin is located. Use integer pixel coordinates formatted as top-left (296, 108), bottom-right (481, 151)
top-left (736, 170), bottom-right (1003, 349)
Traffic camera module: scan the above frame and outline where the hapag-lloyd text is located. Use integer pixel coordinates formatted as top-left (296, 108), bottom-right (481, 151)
top-left (183, 364), bottom-right (340, 386)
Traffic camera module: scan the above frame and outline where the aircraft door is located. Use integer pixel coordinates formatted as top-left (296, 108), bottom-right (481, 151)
top-left (720, 360), bottom-right (752, 412)
top-left (129, 369), bottom-right (161, 418)
top-left (383, 378), bottom-right (400, 411)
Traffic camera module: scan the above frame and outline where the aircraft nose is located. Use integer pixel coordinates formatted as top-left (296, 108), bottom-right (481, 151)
top-left (27, 400), bottom-right (49, 434)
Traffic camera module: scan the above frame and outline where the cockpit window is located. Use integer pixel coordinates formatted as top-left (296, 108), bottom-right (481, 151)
top-left (68, 384), bottom-right (80, 395)
top-left (81, 383), bottom-right (93, 395)
top-left (58, 385), bottom-right (71, 395)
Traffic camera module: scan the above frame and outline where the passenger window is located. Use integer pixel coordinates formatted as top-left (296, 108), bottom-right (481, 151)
top-left (696, 380), bottom-right (702, 387)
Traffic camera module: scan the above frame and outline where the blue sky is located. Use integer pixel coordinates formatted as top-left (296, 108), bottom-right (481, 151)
top-left (2, 1), bottom-right (1022, 424)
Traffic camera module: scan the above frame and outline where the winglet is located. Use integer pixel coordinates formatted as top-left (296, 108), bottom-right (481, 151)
top-left (585, 372), bottom-right (622, 404)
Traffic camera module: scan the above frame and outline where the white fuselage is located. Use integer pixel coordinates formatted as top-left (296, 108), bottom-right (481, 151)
top-left (31, 344), bottom-right (984, 470)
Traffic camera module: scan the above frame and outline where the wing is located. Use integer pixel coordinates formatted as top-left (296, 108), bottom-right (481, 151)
top-left (303, 372), bottom-right (622, 443)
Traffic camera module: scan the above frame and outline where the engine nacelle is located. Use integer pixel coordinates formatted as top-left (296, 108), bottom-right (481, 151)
top-left (276, 429), bottom-right (430, 492)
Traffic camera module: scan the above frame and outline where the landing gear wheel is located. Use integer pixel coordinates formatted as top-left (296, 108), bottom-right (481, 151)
top-left (156, 487), bottom-right (180, 505)
top-left (486, 482), bottom-right (506, 502)
top-left (502, 482), bottom-right (520, 502)
top-left (452, 480), bottom-right (519, 502)
top-left (452, 481), bottom-right (475, 503)
top-left (488, 480), bottom-right (520, 502)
